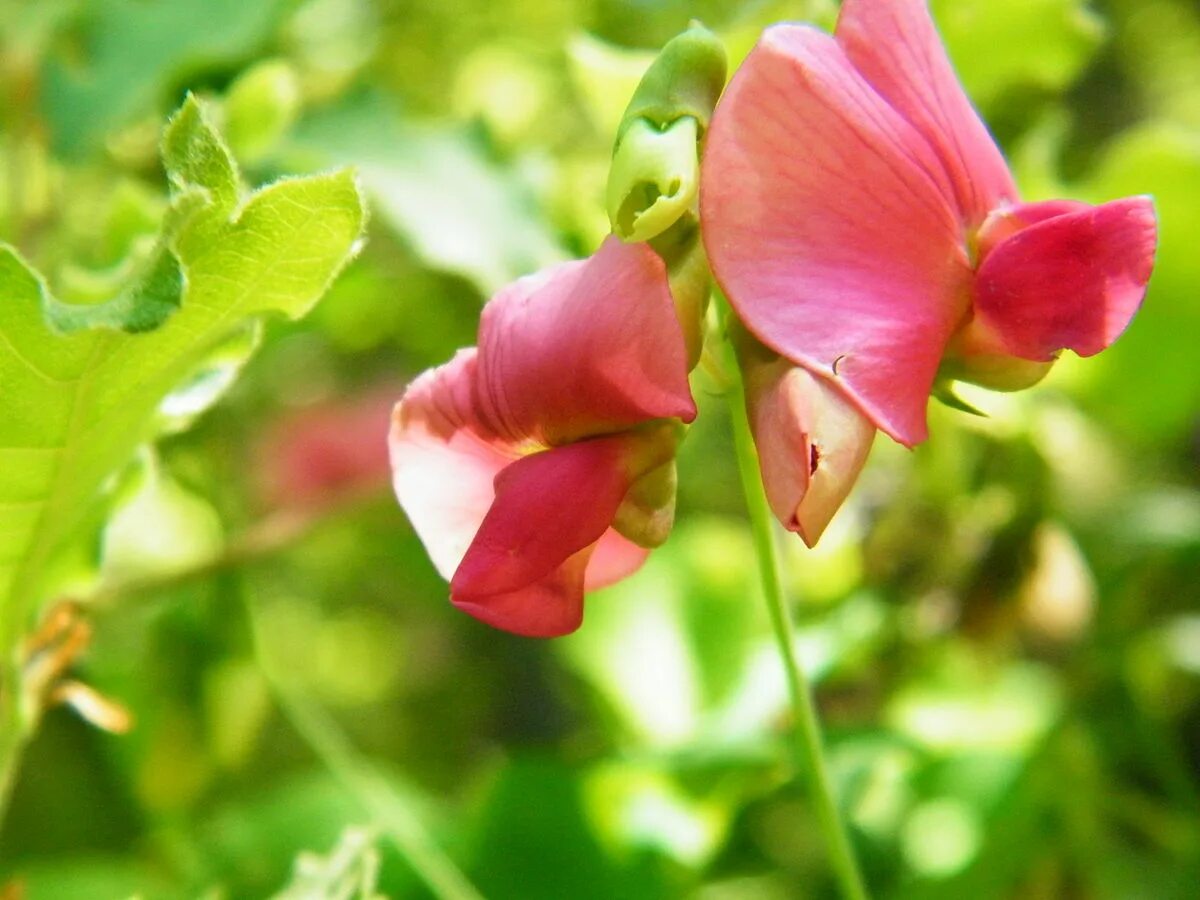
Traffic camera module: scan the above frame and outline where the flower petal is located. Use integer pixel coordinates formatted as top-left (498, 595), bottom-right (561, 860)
top-left (451, 432), bottom-right (652, 636)
top-left (390, 350), bottom-right (516, 581)
top-left (836, 0), bottom-right (1017, 224)
top-left (702, 24), bottom-right (970, 446)
top-left (741, 337), bottom-right (875, 546)
top-left (475, 235), bottom-right (696, 446)
top-left (453, 548), bottom-right (593, 638)
top-left (971, 196), bottom-right (1157, 360)
top-left (586, 530), bottom-right (650, 591)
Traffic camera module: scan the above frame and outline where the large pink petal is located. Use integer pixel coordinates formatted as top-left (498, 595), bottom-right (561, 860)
top-left (702, 24), bottom-right (970, 446)
top-left (741, 338), bottom-right (875, 546)
top-left (451, 434), bottom-right (645, 636)
top-left (389, 350), bottom-right (515, 580)
top-left (475, 236), bottom-right (696, 447)
top-left (836, 0), bottom-right (1017, 224)
top-left (970, 196), bottom-right (1157, 361)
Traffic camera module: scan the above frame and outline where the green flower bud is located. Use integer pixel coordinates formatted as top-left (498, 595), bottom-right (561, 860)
top-left (606, 22), bottom-right (726, 243)
top-left (607, 116), bottom-right (698, 242)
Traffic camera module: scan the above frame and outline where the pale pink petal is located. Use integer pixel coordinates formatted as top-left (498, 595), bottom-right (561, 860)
top-left (451, 434), bottom-right (642, 635)
top-left (585, 530), bottom-right (650, 591)
top-left (702, 24), bottom-right (970, 446)
top-left (971, 196), bottom-right (1157, 360)
top-left (836, 0), bottom-right (1017, 224)
top-left (389, 350), bottom-right (515, 580)
top-left (742, 340), bottom-right (875, 546)
top-left (475, 235), bottom-right (696, 446)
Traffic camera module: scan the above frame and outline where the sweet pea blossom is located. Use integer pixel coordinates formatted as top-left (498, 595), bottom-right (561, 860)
top-left (389, 237), bottom-right (696, 637)
top-left (701, 0), bottom-right (1157, 542)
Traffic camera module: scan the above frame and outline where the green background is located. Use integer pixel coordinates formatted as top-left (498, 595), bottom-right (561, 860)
top-left (1, 0), bottom-right (1197, 896)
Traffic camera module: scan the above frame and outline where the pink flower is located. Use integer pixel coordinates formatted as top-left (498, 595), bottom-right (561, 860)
top-left (389, 237), bottom-right (696, 637)
top-left (701, 0), bottom-right (1157, 541)
top-left (256, 385), bottom-right (398, 510)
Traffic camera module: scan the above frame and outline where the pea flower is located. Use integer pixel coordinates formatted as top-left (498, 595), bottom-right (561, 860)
top-left (389, 237), bottom-right (695, 637)
top-left (701, 0), bottom-right (1157, 542)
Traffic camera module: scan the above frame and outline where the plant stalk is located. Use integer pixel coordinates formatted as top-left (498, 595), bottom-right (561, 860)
top-left (722, 335), bottom-right (869, 900)
top-left (248, 596), bottom-right (484, 900)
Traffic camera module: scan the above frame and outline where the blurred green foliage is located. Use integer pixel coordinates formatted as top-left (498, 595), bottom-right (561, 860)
top-left (1, 0), bottom-right (1198, 898)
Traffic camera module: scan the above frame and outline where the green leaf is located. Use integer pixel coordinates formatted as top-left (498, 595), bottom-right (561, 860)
top-left (161, 93), bottom-right (241, 208)
top-left (1072, 123), bottom-right (1200, 445)
top-left (223, 59), bottom-right (303, 164)
top-left (0, 95), bottom-right (365, 648)
top-left (45, 245), bottom-right (184, 335)
top-left (271, 827), bottom-right (384, 900)
top-left (100, 449), bottom-right (224, 583)
top-left (284, 92), bottom-right (564, 294)
top-left (41, 0), bottom-right (288, 157)
top-left (933, 0), bottom-right (1104, 111)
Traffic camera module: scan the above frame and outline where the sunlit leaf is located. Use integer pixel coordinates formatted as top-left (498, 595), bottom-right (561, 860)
top-left (284, 92), bottom-right (564, 293)
top-left (0, 95), bottom-right (365, 646)
top-left (41, 0), bottom-right (288, 157)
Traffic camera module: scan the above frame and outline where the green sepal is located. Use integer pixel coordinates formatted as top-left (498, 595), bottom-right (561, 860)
top-left (649, 214), bottom-right (710, 369)
top-left (932, 381), bottom-right (990, 417)
top-left (607, 117), bottom-right (698, 241)
top-left (614, 22), bottom-right (727, 141)
top-left (606, 22), bottom-right (726, 243)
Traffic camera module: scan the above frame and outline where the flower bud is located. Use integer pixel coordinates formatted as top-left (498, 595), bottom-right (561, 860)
top-left (606, 22), bottom-right (726, 243)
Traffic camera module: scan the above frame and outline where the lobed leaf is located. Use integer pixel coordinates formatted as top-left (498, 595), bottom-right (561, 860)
top-left (0, 95), bottom-right (365, 644)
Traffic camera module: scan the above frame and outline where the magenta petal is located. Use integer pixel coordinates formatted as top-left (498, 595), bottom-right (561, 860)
top-left (454, 528), bottom-right (648, 639)
top-left (389, 350), bottom-right (515, 581)
top-left (453, 549), bottom-right (592, 638)
top-left (450, 434), bottom-right (638, 635)
top-left (836, 0), bottom-right (1017, 224)
top-left (702, 24), bottom-right (970, 446)
top-left (974, 199), bottom-right (1090, 260)
top-left (475, 236), bottom-right (696, 446)
top-left (972, 196), bottom-right (1157, 360)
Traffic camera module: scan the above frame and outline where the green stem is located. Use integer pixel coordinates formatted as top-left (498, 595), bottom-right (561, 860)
top-left (722, 337), bottom-right (869, 900)
top-left (248, 599), bottom-right (484, 900)
top-left (0, 675), bottom-right (24, 827)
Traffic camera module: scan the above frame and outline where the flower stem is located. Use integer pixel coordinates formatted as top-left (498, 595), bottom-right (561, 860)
top-left (248, 596), bottom-right (484, 900)
top-left (722, 338), bottom-right (869, 900)
top-left (0, 675), bottom-right (24, 828)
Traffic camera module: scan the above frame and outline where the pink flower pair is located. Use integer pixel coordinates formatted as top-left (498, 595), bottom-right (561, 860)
top-left (391, 0), bottom-right (1157, 635)
top-left (702, 0), bottom-right (1156, 545)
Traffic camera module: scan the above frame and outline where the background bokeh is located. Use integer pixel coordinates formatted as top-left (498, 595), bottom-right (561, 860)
top-left (1, 0), bottom-right (1198, 897)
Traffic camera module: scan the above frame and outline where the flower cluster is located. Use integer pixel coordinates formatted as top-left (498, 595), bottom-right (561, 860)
top-left (390, 0), bottom-right (1157, 636)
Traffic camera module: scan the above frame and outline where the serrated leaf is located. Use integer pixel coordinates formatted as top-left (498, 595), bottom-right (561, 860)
top-left (161, 94), bottom-right (241, 209)
top-left (0, 96), bottom-right (365, 650)
top-left (46, 245), bottom-right (184, 335)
